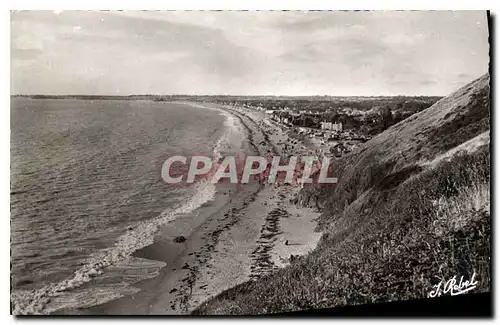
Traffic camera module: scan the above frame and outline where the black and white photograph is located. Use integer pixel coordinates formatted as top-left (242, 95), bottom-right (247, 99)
top-left (9, 9), bottom-right (491, 316)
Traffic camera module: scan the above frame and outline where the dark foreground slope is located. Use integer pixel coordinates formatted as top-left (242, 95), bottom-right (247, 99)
top-left (193, 74), bottom-right (491, 315)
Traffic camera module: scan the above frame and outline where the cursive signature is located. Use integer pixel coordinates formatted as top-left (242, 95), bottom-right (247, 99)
top-left (429, 272), bottom-right (478, 297)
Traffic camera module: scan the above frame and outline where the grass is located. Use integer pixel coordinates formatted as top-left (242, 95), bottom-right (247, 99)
top-left (192, 74), bottom-right (491, 315)
top-left (193, 146), bottom-right (490, 315)
top-left (423, 84), bottom-right (490, 160)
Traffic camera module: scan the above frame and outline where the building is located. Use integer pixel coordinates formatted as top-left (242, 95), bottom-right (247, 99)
top-left (320, 122), bottom-right (332, 130)
top-left (320, 121), bottom-right (343, 132)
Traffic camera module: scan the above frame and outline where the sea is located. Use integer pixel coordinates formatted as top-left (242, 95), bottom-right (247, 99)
top-left (10, 98), bottom-right (243, 314)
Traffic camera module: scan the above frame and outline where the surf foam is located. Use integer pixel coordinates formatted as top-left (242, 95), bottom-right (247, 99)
top-left (11, 101), bottom-right (241, 315)
top-left (11, 178), bottom-right (216, 315)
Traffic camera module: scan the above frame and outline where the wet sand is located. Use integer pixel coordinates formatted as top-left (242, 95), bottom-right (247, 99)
top-left (83, 103), bottom-right (322, 315)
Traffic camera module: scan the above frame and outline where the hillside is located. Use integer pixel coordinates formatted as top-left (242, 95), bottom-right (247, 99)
top-left (193, 74), bottom-right (491, 315)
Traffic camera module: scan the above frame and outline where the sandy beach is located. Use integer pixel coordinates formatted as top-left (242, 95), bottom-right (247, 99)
top-left (81, 102), bottom-right (322, 315)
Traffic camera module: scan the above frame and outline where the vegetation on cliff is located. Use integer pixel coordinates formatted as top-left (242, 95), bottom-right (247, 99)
top-left (193, 74), bottom-right (491, 315)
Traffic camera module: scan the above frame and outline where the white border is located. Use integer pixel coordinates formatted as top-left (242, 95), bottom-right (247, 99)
top-left (2, 1), bottom-right (498, 324)
top-left (2, 1), bottom-right (498, 10)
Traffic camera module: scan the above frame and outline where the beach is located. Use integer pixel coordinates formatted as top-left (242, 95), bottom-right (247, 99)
top-left (80, 102), bottom-right (323, 315)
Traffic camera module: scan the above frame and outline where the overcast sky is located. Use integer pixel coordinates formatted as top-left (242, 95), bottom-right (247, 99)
top-left (11, 11), bottom-right (489, 96)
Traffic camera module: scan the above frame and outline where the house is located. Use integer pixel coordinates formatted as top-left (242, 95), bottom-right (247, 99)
top-left (320, 122), bottom-right (333, 130)
top-left (320, 121), bottom-right (343, 132)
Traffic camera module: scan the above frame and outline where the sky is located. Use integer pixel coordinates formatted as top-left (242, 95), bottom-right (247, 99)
top-left (11, 10), bottom-right (489, 96)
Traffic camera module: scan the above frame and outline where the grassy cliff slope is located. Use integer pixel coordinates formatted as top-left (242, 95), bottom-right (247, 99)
top-left (193, 74), bottom-right (491, 315)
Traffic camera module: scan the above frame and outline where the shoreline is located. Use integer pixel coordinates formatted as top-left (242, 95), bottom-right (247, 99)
top-left (82, 102), bottom-right (322, 315)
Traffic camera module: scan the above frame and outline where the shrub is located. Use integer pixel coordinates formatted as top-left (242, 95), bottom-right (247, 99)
top-left (193, 146), bottom-right (490, 315)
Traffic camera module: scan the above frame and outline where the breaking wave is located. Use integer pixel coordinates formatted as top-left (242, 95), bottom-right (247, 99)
top-left (11, 102), bottom-right (243, 315)
top-left (11, 178), bottom-right (216, 315)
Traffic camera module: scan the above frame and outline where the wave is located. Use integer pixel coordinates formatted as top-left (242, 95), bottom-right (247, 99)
top-left (11, 178), bottom-right (216, 315)
top-left (213, 111), bottom-right (241, 162)
top-left (11, 101), bottom-right (241, 315)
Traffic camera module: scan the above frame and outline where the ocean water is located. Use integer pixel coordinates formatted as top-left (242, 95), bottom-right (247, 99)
top-left (10, 98), bottom-right (241, 314)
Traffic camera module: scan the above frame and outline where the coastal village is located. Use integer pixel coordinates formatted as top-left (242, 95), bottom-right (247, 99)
top-left (267, 110), bottom-right (370, 159)
top-left (207, 96), bottom-right (440, 160)
top-left (223, 102), bottom-right (374, 159)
